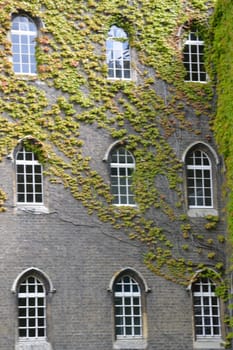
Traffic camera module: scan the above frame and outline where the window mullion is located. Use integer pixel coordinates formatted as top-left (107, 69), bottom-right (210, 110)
top-left (35, 294), bottom-right (38, 338)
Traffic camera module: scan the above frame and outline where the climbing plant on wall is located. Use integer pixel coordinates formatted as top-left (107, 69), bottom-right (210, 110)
top-left (0, 0), bottom-right (224, 284)
top-left (210, 0), bottom-right (233, 345)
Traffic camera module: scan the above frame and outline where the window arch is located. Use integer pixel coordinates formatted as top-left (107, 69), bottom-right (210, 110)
top-left (109, 268), bottom-right (149, 342)
top-left (15, 145), bottom-right (43, 205)
top-left (109, 146), bottom-right (135, 205)
top-left (183, 27), bottom-right (206, 82)
top-left (18, 275), bottom-right (46, 339)
top-left (114, 275), bottom-right (142, 338)
top-left (12, 267), bottom-right (55, 344)
top-left (186, 148), bottom-right (213, 208)
top-left (11, 14), bottom-right (38, 74)
top-left (192, 277), bottom-right (222, 340)
top-left (106, 25), bottom-right (131, 80)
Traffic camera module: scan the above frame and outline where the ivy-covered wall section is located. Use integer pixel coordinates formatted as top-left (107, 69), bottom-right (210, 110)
top-left (0, 0), bottom-right (224, 284)
top-left (211, 0), bottom-right (233, 241)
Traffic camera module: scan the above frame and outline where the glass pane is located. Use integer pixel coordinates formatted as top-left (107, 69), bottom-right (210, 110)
top-left (19, 308), bottom-right (26, 316)
top-left (19, 329), bottom-right (27, 337)
top-left (38, 328), bottom-right (45, 337)
top-left (29, 329), bottom-right (35, 337)
top-left (18, 298), bottom-right (26, 306)
top-left (29, 298), bottom-right (35, 306)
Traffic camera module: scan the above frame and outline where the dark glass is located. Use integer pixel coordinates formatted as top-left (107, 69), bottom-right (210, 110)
top-left (19, 284), bottom-right (26, 293)
top-left (133, 297), bottom-right (140, 305)
top-left (38, 328), bottom-right (45, 337)
top-left (29, 318), bottom-right (35, 327)
top-left (29, 298), bottom-right (35, 306)
top-left (17, 194), bottom-right (25, 202)
top-left (125, 307), bottom-right (131, 315)
top-left (19, 329), bottom-right (26, 337)
top-left (18, 298), bottom-right (26, 306)
top-left (19, 308), bottom-right (26, 316)
top-left (35, 165), bottom-right (41, 173)
top-left (38, 308), bottom-right (45, 316)
top-left (26, 165), bottom-right (33, 173)
top-left (29, 328), bottom-right (35, 337)
top-left (19, 318), bottom-right (26, 327)
top-left (126, 326), bottom-right (132, 335)
top-left (17, 165), bottom-right (24, 173)
top-left (38, 318), bottom-right (45, 326)
top-left (38, 298), bottom-right (44, 306)
top-left (29, 308), bottom-right (35, 316)
top-left (26, 193), bottom-right (33, 202)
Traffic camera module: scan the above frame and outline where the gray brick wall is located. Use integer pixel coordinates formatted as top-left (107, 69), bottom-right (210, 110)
top-left (0, 132), bottom-right (226, 350)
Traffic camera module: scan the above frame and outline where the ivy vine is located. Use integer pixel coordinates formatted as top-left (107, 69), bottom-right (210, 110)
top-left (0, 0), bottom-right (224, 286)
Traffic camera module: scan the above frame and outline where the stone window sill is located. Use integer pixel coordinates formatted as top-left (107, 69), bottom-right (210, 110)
top-left (113, 339), bottom-right (147, 349)
top-left (16, 340), bottom-right (52, 350)
top-left (16, 205), bottom-right (49, 214)
top-left (188, 208), bottom-right (218, 218)
top-left (194, 338), bottom-right (224, 349)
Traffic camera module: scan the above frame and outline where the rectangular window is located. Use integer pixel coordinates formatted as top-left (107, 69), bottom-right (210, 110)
top-left (183, 30), bottom-right (206, 82)
top-left (16, 148), bottom-right (43, 204)
top-left (193, 278), bottom-right (221, 338)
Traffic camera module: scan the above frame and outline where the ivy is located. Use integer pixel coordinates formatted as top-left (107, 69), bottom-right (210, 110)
top-left (0, 0), bottom-right (222, 286)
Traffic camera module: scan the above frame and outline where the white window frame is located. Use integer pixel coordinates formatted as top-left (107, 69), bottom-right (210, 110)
top-left (16, 147), bottom-right (43, 205)
top-left (186, 150), bottom-right (213, 208)
top-left (114, 275), bottom-right (142, 339)
top-left (193, 278), bottom-right (221, 339)
top-left (11, 15), bottom-right (37, 75)
top-left (18, 276), bottom-right (46, 339)
top-left (183, 29), bottom-right (206, 82)
top-left (106, 25), bottom-right (131, 80)
top-left (110, 147), bottom-right (135, 206)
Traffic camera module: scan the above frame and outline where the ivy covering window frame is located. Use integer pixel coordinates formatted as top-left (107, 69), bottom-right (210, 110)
top-left (183, 28), bottom-right (206, 82)
top-left (106, 25), bottom-right (131, 80)
top-left (11, 14), bottom-right (38, 74)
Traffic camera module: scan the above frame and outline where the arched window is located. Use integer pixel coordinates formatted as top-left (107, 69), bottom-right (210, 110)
top-left (192, 277), bottom-right (221, 339)
top-left (106, 25), bottom-right (131, 80)
top-left (110, 147), bottom-right (135, 205)
top-left (183, 28), bottom-right (206, 82)
top-left (12, 268), bottom-right (55, 348)
top-left (186, 149), bottom-right (213, 208)
top-left (11, 15), bottom-right (37, 74)
top-left (18, 275), bottom-right (46, 339)
top-left (16, 146), bottom-right (43, 204)
top-left (114, 275), bottom-right (142, 339)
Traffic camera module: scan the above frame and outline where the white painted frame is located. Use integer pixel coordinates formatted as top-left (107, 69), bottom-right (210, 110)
top-left (183, 30), bottom-right (206, 82)
top-left (11, 15), bottom-right (37, 75)
top-left (186, 149), bottom-right (213, 208)
top-left (110, 147), bottom-right (135, 206)
top-left (16, 147), bottom-right (43, 205)
top-left (106, 25), bottom-right (131, 80)
top-left (193, 277), bottom-right (221, 339)
top-left (114, 275), bottom-right (142, 339)
top-left (18, 276), bottom-right (46, 339)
